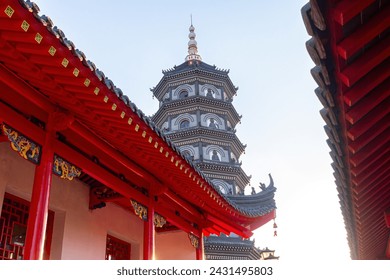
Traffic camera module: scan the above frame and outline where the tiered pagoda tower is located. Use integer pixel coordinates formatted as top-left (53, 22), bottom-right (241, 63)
top-left (151, 24), bottom-right (276, 259)
top-left (151, 24), bottom-right (250, 196)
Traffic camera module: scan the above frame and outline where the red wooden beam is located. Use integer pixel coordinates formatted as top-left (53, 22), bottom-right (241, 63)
top-left (343, 59), bottom-right (390, 107)
top-left (339, 36), bottom-right (390, 87)
top-left (347, 101), bottom-right (389, 141)
top-left (345, 79), bottom-right (390, 125)
top-left (0, 102), bottom-right (45, 144)
top-left (71, 120), bottom-right (158, 181)
top-left (337, 5), bottom-right (390, 59)
top-left (0, 63), bottom-right (55, 113)
top-left (205, 213), bottom-right (253, 238)
top-left (348, 117), bottom-right (389, 154)
top-left (54, 141), bottom-right (149, 206)
top-left (332, 0), bottom-right (376, 25)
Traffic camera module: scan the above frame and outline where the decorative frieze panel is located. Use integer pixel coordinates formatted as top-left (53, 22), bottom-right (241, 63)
top-left (53, 154), bottom-right (81, 180)
top-left (1, 124), bottom-right (41, 164)
top-left (154, 213), bottom-right (167, 228)
top-left (188, 233), bottom-right (199, 249)
top-left (130, 199), bottom-right (148, 221)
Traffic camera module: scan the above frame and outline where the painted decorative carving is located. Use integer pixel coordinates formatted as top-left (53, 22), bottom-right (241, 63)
top-left (130, 199), bottom-right (148, 221)
top-left (53, 154), bottom-right (81, 180)
top-left (154, 213), bottom-right (167, 228)
top-left (188, 233), bottom-right (199, 249)
top-left (2, 124), bottom-right (41, 164)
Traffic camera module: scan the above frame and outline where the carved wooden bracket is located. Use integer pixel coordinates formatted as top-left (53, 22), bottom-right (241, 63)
top-left (1, 123), bottom-right (41, 164)
top-left (53, 154), bottom-right (81, 181)
top-left (188, 233), bottom-right (199, 249)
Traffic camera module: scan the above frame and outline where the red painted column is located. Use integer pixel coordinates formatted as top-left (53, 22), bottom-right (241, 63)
top-left (196, 230), bottom-right (204, 260)
top-left (143, 198), bottom-right (155, 260)
top-left (23, 128), bottom-right (55, 260)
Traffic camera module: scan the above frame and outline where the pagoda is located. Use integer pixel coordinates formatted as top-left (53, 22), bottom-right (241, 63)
top-left (151, 24), bottom-right (276, 259)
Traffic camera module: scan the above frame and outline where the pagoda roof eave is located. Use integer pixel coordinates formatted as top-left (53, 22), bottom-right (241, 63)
top-left (152, 61), bottom-right (238, 100)
top-left (152, 96), bottom-right (242, 127)
top-left (0, 0), bottom-right (276, 237)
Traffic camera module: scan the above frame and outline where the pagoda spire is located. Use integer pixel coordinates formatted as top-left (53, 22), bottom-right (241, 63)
top-left (185, 17), bottom-right (202, 62)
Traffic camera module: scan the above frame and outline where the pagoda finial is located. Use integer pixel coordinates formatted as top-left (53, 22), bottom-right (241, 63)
top-left (185, 16), bottom-right (202, 62)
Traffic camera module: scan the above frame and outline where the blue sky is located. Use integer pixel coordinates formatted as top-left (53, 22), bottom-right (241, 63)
top-left (34, 0), bottom-right (350, 260)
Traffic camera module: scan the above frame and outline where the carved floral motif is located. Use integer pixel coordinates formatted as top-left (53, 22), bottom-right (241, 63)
top-left (131, 199), bottom-right (148, 221)
top-left (2, 124), bottom-right (41, 164)
top-left (154, 213), bottom-right (167, 228)
top-left (53, 154), bottom-right (81, 180)
top-left (188, 233), bottom-right (199, 249)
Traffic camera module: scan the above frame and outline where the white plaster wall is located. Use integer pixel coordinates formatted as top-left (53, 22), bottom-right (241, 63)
top-left (155, 230), bottom-right (196, 260)
top-left (0, 143), bottom-right (143, 260)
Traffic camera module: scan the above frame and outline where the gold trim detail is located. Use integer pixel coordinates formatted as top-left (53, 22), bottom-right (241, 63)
top-left (48, 46), bottom-right (56, 56)
top-left (135, 124), bottom-right (139, 131)
top-left (35, 33), bottom-right (43, 44)
top-left (21, 20), bottom-right (30, 32)
top-left (2, 124), bottom-right (41, 164)
top-left (73, 68), bottom-right (79, 77)
top-left (154, 142), bottom-right (158, 149)
top-left (4, 6), bottom-right (14, 17)
top-left (84, 78), bottom-right (90, 87)
top-left (61, 58), bottom-right (69, 68)
top-left (165, 152), bottom-right (169, 158)
top-left (53, 155), bottom-right (81, 181)
top-left (120, 111), bottom-right (125, 119)
top-left (111, 104), bottom-right (117, 111)
top-left (159, 147), bottom-right (164, 153)
top-left (154, 213), bottom-right (166, 228)
top-left (128, 118), bottom-right (133, 125)
top-left (148, 137), bottom-right (153, 143)
top-left (130, 199), bottom-right (147, 221)
top-left (188, 233), bottom-right (199, 249)
top-left (94, 87), bottom-right (100, 95)
top-left (142, 131), bottom-right (146, 138)
top-left (103, 96), bottom-right (109, 103)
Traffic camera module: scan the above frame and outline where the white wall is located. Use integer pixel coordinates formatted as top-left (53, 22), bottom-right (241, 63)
top-left (155, 230), bottom-right (196, 260)
top-left (0, 142), bottom-right (143, 260)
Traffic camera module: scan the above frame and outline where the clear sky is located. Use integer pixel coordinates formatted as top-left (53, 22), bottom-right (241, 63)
top-left (34, 0), bottom-right (351, 261)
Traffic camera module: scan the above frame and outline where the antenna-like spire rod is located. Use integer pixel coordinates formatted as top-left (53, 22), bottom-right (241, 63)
top-left (185, 15), bottom-right (202, 62)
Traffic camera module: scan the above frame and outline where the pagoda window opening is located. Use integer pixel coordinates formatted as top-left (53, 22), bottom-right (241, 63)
top-left (210, 150), bottom-right (221, 161)
top-left (179, 90), bottom-right (189, 99)
top-left (179, 119), bottom-right (190, 129)
top-left (208, 118), bottom-right (219, 129)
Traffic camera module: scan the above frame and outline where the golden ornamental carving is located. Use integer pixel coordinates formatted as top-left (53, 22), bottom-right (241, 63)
top-left (130, 199), bottom-right (148, 221)
top-left (188, 233), bottom-right (199, 249)
top-left (53, 154), bottom-right (81, 181)
top-left (2, 124), bottom-right (41, 164)
top-left (4, 6), bottom-right (14, 18)
top-left (154, 213), bottom-right (166, 228)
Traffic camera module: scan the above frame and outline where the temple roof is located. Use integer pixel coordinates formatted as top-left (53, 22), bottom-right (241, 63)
top-left (302, 0), bottom-right (389, 259)
top-left (0, 0), bottom-right (276, 237)
top-left (162, 60), bottom-right (230, 76)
